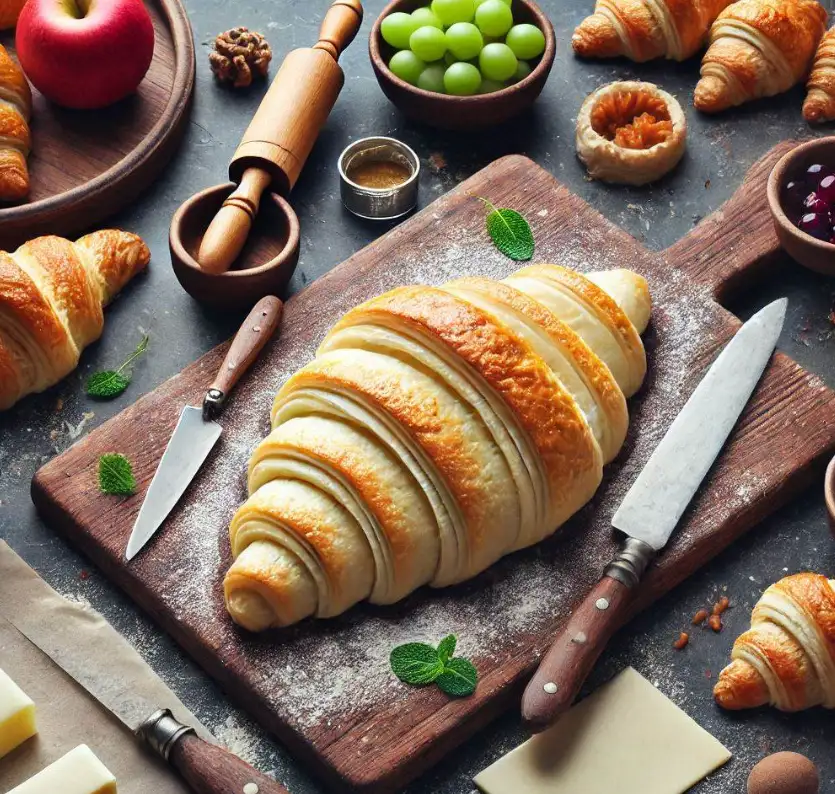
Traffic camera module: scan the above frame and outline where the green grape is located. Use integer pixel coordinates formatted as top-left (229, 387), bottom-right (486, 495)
top-left (478, 78), bottom-right (506, 93)
top-left (444, 62), bottom-right (482, 95)
top-left (381, 12), bottom-right (419, 50)
top-left (389, 50), bottom-right (426, 84)
top-left (431, 0), bottom-right (475, 26)
top-left (509, 59), bottom-right (531, 83)
top-left (418, 63), bottom-right (447, 92)
top-left (474, 0), bottom-right (511, 6)
top-left (505, 23), bottom-right (546, 59)
top-left (410, 26), bottom-right (447, 61)
top-left (474, 0), bottom-right (513, 37)
top-left (445, 22), bottom-right (483, 60)
top-left (411, 7), bottom-right (443, 29)
top-left (479, 42), bottom-right (517, 81)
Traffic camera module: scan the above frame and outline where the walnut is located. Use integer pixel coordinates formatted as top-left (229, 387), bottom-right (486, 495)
top-left (209, 27), bottom-right (272, 89)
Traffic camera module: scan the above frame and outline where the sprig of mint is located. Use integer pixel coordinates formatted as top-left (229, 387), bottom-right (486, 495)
top-left (86, 335), bottom-right (149, 399)
top-left (390, 635), bottom-right (477, 697)
top-left (478, 197), bottom-right (535, 262)
top-left (98, 453), bottom-right (136, 495)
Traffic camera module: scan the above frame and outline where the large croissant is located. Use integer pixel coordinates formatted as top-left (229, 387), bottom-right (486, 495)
top-left (0, 44), bottom-right (31, 202)
top-left (803, 26), bottom-right (835, 122)
top-left (223, 266), bottom-right (651, 631)
top-left (572, 0), bottom-right (733, 62)
top-left (0, 230), bottom-right (150, 410)
top-left (714, 573), bottom-right (835, 711)
top-left (695, 0), bottom-right (827, 113)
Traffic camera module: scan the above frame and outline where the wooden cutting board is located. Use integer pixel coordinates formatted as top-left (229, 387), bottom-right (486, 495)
top-left (0, 0), bottom-right (194, 249)
top-left (32, 142), bottom-right (835, 793)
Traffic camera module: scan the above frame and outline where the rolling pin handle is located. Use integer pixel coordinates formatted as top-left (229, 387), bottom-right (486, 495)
top-left (313, 0), bottom-right (363, 60)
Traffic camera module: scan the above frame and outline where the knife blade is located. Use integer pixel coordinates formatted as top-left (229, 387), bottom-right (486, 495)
top-left (521, 297), bottom-right (787, 732)
top-left (126, 295), bottom-right (282, 562)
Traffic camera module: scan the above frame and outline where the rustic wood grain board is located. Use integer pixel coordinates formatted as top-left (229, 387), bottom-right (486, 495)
top-left (32, 143), bottom-right (835, 793)
top-left (0, 0), bottom-right (194, 249)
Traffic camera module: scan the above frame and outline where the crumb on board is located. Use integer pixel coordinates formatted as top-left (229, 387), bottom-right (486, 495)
top-left (708, 614), bottom-right (723, 632)
top-left (673, 632), bottom-right (689, 650)
top-left (692, 609), bottom-right (709, 626)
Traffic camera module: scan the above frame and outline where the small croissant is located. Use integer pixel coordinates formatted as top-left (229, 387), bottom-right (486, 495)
top-left (714, 573), bottom-right (835, 712)
top-left (804, 26), bottom-right (835, 122)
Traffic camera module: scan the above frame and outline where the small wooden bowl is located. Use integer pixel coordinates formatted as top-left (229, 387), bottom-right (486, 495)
top-left (170, 183), bottom-right (300, 311)
top-left (826, 455), bottom-right (835, 539)
top-left (766, 137), bottom-right (835, 276)
top-left (369, 0), bottom-right (556, 131)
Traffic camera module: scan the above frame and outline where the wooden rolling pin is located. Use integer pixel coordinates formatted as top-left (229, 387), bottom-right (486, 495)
top-left (198, 0), bottom-right (363, 274)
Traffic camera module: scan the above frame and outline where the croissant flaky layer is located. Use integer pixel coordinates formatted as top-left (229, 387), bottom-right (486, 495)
top-left (0, 230), bottom-right (149, 410)
top-left (804, 26), bottom-right (835, 122)
top-left (714, 573), bottom-right (835, 711)
top-left (695, 0), bottom-right (827, 113)
top-left (572, 0), bottom-right (733, 62)
top-left (224, 266), bottom-right (652, 632)
top-left (0, 43), bottom-right (32, 202)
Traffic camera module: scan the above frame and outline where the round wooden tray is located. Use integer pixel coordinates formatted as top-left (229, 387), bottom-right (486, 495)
top-left (0, 0), bottom-right (195, 249)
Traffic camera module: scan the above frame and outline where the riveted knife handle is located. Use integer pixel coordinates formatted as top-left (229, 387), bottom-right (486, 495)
top-left (521, 538), bottom-right (655, 733)
top-left (204, 295), bottom-right (283, 420)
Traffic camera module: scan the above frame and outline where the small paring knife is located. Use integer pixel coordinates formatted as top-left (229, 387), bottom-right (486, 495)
top-left (521, 298), bottom-right (788, 733)
top-left (126, 295), bottom-right (283, 562)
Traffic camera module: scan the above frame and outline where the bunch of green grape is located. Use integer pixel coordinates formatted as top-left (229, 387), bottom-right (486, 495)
top-left (381, 0), bottom-right (546, 96)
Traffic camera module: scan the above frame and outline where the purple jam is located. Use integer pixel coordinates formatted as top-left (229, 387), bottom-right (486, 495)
top-left (819, 174), bottom-right (835, 204)
top-left (784, 165), bottom-right (835, 243)
top-left (798, 212), bottom-right (831, 241)
top-left (803, 192), bottom-right (829, 213)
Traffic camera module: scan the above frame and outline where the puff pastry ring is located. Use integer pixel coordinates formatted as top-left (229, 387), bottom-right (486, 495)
top-left (576, 81), bottom-right (687, 186)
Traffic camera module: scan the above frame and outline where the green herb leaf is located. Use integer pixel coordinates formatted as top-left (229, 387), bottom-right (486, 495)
top-left (437, 634), bottom-right (457, 665)
top-left (86, 335), bottom-right (149, 399)
top-left (98, 453), bottom-right (137, 496)
top-left (390, 643), bottom-right (444, 686)
top-left (479, 197), bottom-right (535, 261)
top-left (436, 657), bottom-right (478, 697)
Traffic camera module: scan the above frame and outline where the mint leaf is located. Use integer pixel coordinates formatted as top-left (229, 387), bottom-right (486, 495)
top-left (86, 335), bottom-right (149, 399)
top-left (479, 197), bottom-right (534, 261)
top-left (98, 453), bottom-right (136, 495)
top-left (436, 657), bottom-right (478, 697)
top-left (390, 643), bottom-right (443, 686)
top-left (437, 634), bottom-right (457, 664)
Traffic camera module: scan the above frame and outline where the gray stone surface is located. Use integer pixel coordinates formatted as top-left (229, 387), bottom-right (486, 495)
top-left (2, 0), bottom-right (835, 791)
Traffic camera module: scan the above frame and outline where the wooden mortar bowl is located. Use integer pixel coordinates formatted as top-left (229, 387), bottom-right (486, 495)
top-left (369, 0), bottom-right (556, 131)
top-left (767, 137), bottom-right (835, 276)
top-left (170, 183), bottom-right (300, 311)
top-left (826, 455), bottom-right (835, 540)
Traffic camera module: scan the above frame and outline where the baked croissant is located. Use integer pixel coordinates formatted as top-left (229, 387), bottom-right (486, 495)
top-left (0, 230), bottom-right (150, 410)
top-left (804, 26), bottom-right (835, 122)
top-left (714, 573), bottom-right (835, 711)
top-left (572, 0), bottom-right (733, 62)
top-left (0, 44), bottom-right (32, 202)
top-left (695, 0), bottom-right (827, 113)
top-left (223, 265), bottom-right (652, 631)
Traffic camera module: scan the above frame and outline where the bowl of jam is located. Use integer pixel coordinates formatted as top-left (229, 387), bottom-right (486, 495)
top-left (768, 137), bottom-right (835, 275)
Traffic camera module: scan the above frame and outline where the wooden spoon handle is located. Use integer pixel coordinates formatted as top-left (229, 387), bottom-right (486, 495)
top-left (170, 733), bottom-right (291, 794)
top-left (203, 295), bottom-right (282, 418)
top-left (314, 0), bottom-right (363, 60)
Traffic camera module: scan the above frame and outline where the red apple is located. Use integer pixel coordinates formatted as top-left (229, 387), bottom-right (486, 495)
top-left (16, 0), bottom-right (155, 110)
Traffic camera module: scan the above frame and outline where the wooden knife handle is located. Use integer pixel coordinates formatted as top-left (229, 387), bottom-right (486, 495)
top-left (521, 575), bottom-right (634, 733)
top-left (204, 295), bottom-right (283, 418)
top-left (170, 733), bottom-right (291, 794)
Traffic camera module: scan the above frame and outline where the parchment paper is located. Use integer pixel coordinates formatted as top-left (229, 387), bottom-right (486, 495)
top-left (0, 541), bottom-right (209, 793)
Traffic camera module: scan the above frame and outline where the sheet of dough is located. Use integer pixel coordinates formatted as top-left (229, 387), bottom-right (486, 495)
top-left (474, 667), bottom-right (731, 794)
top-left (0, 541), bottom-right (210, 794)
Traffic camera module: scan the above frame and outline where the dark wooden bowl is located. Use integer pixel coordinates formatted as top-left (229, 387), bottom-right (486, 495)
top-left (826, 455), bottom-right (835, 539)
top-left (369, 0), bottom-right (556, 131)
top-left (766, 137), bottom-right (835, 276)
top-left (169, 183), bottom-right (300, 311)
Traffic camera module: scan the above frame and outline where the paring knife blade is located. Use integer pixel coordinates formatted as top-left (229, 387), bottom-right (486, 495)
top-left (125, 295), bottom-right (283, 562)
top-left (521, 297), bottom-right (787, 733)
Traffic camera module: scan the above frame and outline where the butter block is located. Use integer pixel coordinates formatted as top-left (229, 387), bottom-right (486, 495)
top-left (8, 745), bottom-right (117, 794)
top-left (0, 667), bottom-right (37, 758)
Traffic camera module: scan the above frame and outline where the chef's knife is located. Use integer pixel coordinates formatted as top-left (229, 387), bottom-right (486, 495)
top-left (126, 295), bottom-right (282, 561)
top-left (521, 297), bottom-right (787, 733)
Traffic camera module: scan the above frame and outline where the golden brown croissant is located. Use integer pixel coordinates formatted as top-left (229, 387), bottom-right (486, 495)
top-left (223, 266), bottom-right (652, 631)
top-left (572, 0), bottom-right (734, 62)
top-left (714, 573), bottom-right (835, 711)
top-left (0, 230), bottom-right (150, 410)
top-left (804, 26), bottom-right (835, 122)
top-left (695, 0), bottom-right (827, 113)
top-left (0, 44), bottom-right (31, 202)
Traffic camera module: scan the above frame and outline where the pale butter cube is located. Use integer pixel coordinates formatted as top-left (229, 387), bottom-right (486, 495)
top-left (0, 667), bottom-right (36, 758)
top-left (8, 745), bottom-right (117, 794)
